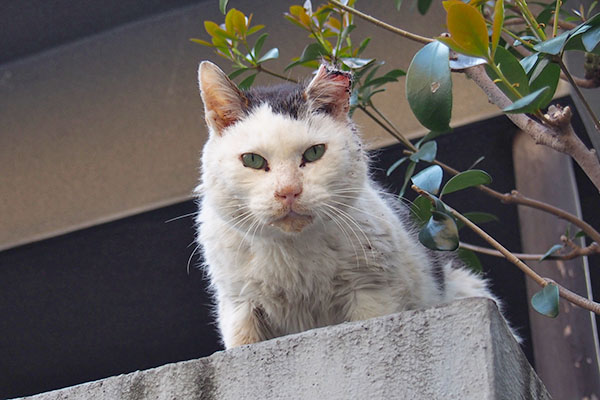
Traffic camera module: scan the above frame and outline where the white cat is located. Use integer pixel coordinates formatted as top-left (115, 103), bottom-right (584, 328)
top-left (195, 61), bottom-right (514, 349)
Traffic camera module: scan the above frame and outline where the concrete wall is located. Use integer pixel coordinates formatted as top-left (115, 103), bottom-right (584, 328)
top-left (16, 298), bottom-right (550, 400)
top-left (0, 1), bottom-right (504, 251)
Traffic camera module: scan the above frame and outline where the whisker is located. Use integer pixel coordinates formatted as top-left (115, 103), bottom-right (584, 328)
top-left (234, 216), bottom-right (261, 265)
top-left (165, 212), bottom-right (199, 223)
top-left (319, 207), bottom-right (361, 269)
top-left (328, 199), bottom-right (390, 224)
top-left (187, 244), bottom-right (201, 275)
top-left (323, 204), bottom-right (370, 268)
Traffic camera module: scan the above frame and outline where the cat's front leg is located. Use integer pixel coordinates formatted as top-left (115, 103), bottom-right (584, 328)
top-left (219, 300), bottom-right (273, 348)
top-left (347, 289), bottom-right (397, 322)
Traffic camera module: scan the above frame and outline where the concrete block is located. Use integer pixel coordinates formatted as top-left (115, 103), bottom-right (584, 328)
top-left (17, 298), bottom-right (550, 400)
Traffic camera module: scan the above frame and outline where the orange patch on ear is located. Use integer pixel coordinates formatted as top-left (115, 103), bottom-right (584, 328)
top-left (198, 61), bottom-right (247, 135)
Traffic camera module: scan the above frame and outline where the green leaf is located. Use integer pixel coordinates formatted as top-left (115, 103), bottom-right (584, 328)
top-left (411, 195), bottom-right (433, 227)
top-left (575, 230), bottom-right (587, 239)
top-left (529, 59), bottom-right (560, 108)
top-left (534, 16), bottom-right (600, 55)
top-left (258, 48), bottom-right (279, 63)
top-left (386, 157), bottom-right (408, 176)
top-left (395, 0), bottom-right (403, 10)
top-left (539, 244), bottom-right (563, 261)
top-left (229, 8), bottom-right (247, 37)
top-left (416, 131), bottom-right (447, 148)
top-left (463, 211), bottom-right (499, 224)
top-left (399, 161), bottom-right (417, 197)
top-left (503, 87), bottom-right (551, 113)
top-left (246, 24), bottom-right (265, 36)
top-left (204, 21), bottom-right (222, 38)
top-left (364, 69), bottom-right (406, 88)
top-left (228, 68), bottom-right (250, 80)
top-left (534, 30), bottom-right (571, 55)
top-left (410, 141), bottom-right (438, 162)
top-left (485, 47), bottom-right (530, 101)
top-left (491, 0), bottom-right (504, 58)
top-left (458, 248), bottom-right (483, 273)
top-left (219, 0), bottom-right (229, 14)
top-left (441, 169), bottom-right (492, 195)
top-left (253, 33), bottom-right (269, 57)
top-left (285, 42), bottom-right (328, 70)
top-left (341, 57), bottom-right (375, 69)
top-left (338, 24), bottom-right (356, 50)
top-left (384, 69), bottom-right (407, 79)
top-left (418, 0), bottom-right (434, 15)
top-left (238, 73), bottom-right (257, 90)
top-left (536, 7), bottom-right (553, 26)
top-left (189, 38), bottom-right (214, 47)
top-left (419, 211), bottom-right (460, 251)
top-left (356, 37), bottom-right (371, 56)
top-left (520, 53), bottom-right (539, 75)
top-left (531, 283), bottom-right (560, 318)
top-left (457, 211), bottom-right (499, 229)
top-left (448, 53), bottom-right (487, 70)
top-left (446, 2), bottom-right (490, 58)
top-left (412, 165), bottom-right (444, 194)
top-left (582, 26), bottom-right (600, 52)
top-left (406, 41), bottom-right (453, 132)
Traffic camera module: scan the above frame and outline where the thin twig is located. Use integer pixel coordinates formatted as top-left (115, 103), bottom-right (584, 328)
top-left (368, 102), bottom-right (417, 151)
top-left (556, 58), bottom-right (600, 132)
top-left (552, 0), bottom-right (561, 37)
top-left (328, 0), bottom-right (434, 45)
top-left (357, 105), bottom-right (406, 144)
top-left (501, 191), bottom-right (600, 244)
top-left (561, 72), bottom-right (600, 89)
top-left (255, 65), bottom-right (298, 83)
top-left (460, 241), bottom-right (600, 260)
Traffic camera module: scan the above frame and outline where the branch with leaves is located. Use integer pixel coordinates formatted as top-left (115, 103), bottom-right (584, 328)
top-left (193, 0), bottom-right (600, 319)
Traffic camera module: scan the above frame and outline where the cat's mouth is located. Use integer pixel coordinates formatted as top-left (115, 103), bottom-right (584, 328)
top-left (270, 211), bottom-right (313, 233)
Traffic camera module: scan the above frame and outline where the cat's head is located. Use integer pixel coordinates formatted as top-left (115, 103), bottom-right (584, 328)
top-left (197, 61), bottom-right (368, 237)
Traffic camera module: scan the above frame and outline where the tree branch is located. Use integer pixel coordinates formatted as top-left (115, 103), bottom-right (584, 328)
top-left (415, 186), bottom-right (600, 315)
top-left (460, 241), bottom-right (600, 260)
top-left (328, 0), bottom-right (434, 45)
top-left (402, 150), bottom-right (600, 244)
top-left (563, 73), bottom-right (600, 89)
top-left (463, 64), bottom-right (600, 192)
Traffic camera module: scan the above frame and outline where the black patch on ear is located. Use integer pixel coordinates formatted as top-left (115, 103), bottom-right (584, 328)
top-left (243, 83), bottom-right (308, 119)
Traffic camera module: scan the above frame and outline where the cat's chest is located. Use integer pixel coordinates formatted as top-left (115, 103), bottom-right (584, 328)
top-left (246, 234), bottom-right (340, 292)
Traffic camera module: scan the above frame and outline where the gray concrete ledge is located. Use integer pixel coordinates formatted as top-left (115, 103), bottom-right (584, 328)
top-left (18, 298), bottom-right (550, 400)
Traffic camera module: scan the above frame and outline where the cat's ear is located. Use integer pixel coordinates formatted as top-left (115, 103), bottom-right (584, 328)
top-left (198, 61), bottom-right (247, 136)
top-left (305, 65), bottom-right (352, 121)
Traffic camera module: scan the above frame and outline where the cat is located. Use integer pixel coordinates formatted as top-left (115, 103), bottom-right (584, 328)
top-left (195, 61), bottom-right (516, 349)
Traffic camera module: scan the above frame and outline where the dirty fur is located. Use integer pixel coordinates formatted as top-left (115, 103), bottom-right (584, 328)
top-left (195, 61), bottom-right (518, 348)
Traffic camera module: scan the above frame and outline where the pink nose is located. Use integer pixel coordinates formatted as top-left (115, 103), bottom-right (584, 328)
top-left (275, 185), bottom-right (302, 206)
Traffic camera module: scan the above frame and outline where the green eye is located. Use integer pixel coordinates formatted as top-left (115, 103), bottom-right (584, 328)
top-left (241, 153), bottom-right (267, 170)
top-left (303, 144), bottom-right (326, 163)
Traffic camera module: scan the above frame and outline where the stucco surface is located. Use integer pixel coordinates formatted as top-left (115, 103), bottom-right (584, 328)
top-left (16, 298), bottom-right (550, 400)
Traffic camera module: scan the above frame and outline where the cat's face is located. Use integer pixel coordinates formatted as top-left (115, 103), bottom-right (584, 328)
top-left (198, 62), bottom-right (367, 237)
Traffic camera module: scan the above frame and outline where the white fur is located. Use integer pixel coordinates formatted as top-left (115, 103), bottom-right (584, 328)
top-left (196, 70), bottom-right (516, 348)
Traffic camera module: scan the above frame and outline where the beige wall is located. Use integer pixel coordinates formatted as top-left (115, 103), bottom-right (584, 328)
top-left (0, 1), bottom-right (504, 251)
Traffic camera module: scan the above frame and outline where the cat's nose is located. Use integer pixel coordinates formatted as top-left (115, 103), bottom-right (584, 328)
top-left (275, 185), bottom-right (302, 206)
